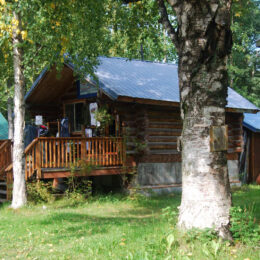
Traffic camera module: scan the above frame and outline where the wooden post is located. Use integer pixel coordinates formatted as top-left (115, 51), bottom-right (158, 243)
top-left (6, 171), bottom-right (13, 201)
top-left (36, 141), bottom-right (42, 179)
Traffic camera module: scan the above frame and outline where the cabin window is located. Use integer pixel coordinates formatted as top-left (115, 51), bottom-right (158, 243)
top-left (65, 102), bottom-right (84, 132)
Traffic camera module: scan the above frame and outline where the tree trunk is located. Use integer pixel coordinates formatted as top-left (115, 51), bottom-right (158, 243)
top-left (158, 0), bottom-right (233, 239)
top-left (7, 97), bottom-right (14, 140)
top-left (11, 11), bottom-right (27, 209)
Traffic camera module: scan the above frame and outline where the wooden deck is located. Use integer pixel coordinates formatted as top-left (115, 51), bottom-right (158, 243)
top-left (0, 137), bottom-right (129, 201)
top-left (24, 137), bottom-right (126, 180)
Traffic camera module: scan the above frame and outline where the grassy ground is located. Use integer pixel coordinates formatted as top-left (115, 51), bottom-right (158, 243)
top-left (0, 185), bottom-right (259, 260)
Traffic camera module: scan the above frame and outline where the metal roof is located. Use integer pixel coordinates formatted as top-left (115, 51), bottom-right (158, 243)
top-left (26, 56), bottom-right (259, 112)
top-left (96, 57), bottom-right (180, 102)
top-left (243, 112), bottom-right (260, 132)
top-left (0, 112), bottom-right (8, 139)
top-left (96, 57), bottom-right (259, 111)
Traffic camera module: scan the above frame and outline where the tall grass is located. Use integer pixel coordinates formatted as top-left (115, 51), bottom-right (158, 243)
top-left (0, 185), bottom-right (259, 259)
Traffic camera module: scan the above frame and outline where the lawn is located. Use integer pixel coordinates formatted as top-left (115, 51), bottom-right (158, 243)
top-left (0, 185), bottom-right (259, 260)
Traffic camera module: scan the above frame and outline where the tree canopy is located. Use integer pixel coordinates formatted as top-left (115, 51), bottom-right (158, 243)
top-left (229, 0), bottom-right (260, 106)
top-left (0, 0), bottom-right (258, 114)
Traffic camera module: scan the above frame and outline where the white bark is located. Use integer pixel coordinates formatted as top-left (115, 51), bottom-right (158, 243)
top-left (158, 0), bottom-right (233, 239)
top-left (7, 97), bottom-right (14, 140)
top-left (11, 11), bottom-right (27, 209)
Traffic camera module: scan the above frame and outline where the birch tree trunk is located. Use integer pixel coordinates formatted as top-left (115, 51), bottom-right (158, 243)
top-left (158, 0), bottom-right (233, 239)
top-left (11, 11), bottom-right (27, 209)
top-left (7, 97), bottom-right (14, 140)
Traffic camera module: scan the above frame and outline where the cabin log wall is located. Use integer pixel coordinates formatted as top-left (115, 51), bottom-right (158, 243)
top-left (113, 103), bottom-right (242, 163)
top-left (107, 101), bottom-right (243, 190)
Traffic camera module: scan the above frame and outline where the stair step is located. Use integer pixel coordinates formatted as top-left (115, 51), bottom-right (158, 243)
top-left (0, 190), bottom-right (7, 195)
top-left (0, 182), bottom-right (6, 185)
top-left (0, 198), bottom-right (7, 203)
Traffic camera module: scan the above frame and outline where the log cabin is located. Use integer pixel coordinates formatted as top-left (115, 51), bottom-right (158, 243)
top-left (0, 57), bottom-right (259, 200)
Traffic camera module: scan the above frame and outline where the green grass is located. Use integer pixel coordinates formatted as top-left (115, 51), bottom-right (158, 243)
top-left (0, 186), bottom-right (259, 260)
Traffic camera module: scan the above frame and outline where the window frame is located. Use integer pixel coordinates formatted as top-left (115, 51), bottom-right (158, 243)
top-left (63, 99), bottom-right (86, 135)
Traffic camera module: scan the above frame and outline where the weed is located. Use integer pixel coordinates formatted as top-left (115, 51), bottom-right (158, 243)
top-left (162, 206), bottom-right (178, 224)
top-left (27, 181), bottom-right (55, 204)
top-left (230, 205), bottom-right (260, 244)
top-left (66, 161), bottom-right (93, 201)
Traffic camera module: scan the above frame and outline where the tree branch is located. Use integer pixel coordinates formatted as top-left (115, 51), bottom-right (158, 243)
top-left (157, 0), bottom-right (179, 48)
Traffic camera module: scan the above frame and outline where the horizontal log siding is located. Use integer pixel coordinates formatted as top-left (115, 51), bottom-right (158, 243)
top-left (114, 103), bottom-right (182, 163)
top-left (225, 112), bottom-right (243, 154)
top-left (106, 100), bottom-right (243, 164)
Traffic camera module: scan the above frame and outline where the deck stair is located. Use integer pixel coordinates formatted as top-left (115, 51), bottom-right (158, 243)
top-left (0, 140), bottom-right (12, 202)
top-left (0, 181), bottom-right (7, 203)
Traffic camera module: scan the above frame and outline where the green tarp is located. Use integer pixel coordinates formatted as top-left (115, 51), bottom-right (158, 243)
top-left (0, 112), bottom-right (8, 139)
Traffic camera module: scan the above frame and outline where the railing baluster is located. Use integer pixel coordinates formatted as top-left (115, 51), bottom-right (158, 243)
top-left (53, 138), bottom-right (56, 168)
top-left (76, 139), bottom-right (78, 165)
top-left (57, 139), bottom-right (60, 168)
top-left (109, 138), bottom-right (111, 166)
top-left (91, 138), bottom-right (94, 165)
top-left (95, 139), bottom-right (98, 166)
top-left (25, 152), bottom-right (28, 180)
top-left (73, 139), bottom-right (76, 164)
top-left (61, 139), bottom-right (64, 168)
top-left (32, 145), bottom-right (35, 176)
top-left (99, 139), bottom-right (102, 166)
top-left (49, 140), bottom-right (52, 168)
top-left (113, 138), bottom-right (116, 166)
top-left (105, 139), bottom-right (108, 165)
top-left (69, 140), bottom-right (72, 166)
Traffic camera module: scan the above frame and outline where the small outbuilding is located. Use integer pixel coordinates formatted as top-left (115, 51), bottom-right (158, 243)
top-left (241, 112), bottom-right (260, 183)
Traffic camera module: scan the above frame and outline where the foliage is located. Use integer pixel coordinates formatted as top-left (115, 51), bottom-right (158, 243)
top-left (229, 0), bottom-right (260, 106)
top-left (66, 161), bottom-right (93, 201)
top-left (230, 205), bottom-right (260, 244)
top-left (27, 181), bottom-right (55, 204)
top-left (0, 0), bottom-right (110, 112)
top-left (0, 186), bottom-right (259, 259)
top-left (94, 106), bottom-right (114, 134)
top-left (104, 0), bottom-right (177, 62)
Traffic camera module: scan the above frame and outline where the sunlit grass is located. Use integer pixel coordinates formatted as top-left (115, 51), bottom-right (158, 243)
top-left (0, 186), bottom-right (259, 259)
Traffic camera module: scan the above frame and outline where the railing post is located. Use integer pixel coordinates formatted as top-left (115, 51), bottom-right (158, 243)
top-left (36, 141), bottom-right (42, 179)
top-left (81, 138), bottom-right (86, 162)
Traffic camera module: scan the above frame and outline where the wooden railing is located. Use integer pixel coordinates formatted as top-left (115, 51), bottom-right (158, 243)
top-left (25, 137), bottom-right (125, 180)
top-left (0, 140), bottom-right (12, 177)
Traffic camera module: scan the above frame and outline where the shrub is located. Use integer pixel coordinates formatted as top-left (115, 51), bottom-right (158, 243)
top-left (27, 181), bottom-right (55, 204)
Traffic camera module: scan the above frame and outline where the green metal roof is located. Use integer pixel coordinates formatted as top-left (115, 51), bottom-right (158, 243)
top-left (0, 112), bottom-right (8, 139)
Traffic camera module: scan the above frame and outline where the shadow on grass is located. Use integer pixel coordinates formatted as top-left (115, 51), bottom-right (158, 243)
top-left (37, 211), bottom-right (165, 241)
top-left (0, 201), bottom-right (10, 209)
top-left (52, 192), bottom-right (181, 213)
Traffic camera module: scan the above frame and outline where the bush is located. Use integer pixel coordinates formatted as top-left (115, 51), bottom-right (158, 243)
top-left (65, 174), bottom-right (92, 201)
top-left (27, 181), bottom-right (55, 204)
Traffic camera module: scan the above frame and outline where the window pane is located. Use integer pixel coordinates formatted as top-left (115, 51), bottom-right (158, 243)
top-left (65, 104), bottom-right (75, 132)
top-left (75, 103), bottom-right (84, 131)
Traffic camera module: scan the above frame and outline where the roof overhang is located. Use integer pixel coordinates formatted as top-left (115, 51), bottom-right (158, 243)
top-left (226, 107), bottom-right (259, 114)
top-left (117, 96), bottom-right (180, 107)
top-left (243, 122), bottom-right (260, 133)
top-left (25, 65), bottom-right (74, 105)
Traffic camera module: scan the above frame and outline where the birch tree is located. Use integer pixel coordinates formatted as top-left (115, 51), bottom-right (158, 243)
top-left (156, 0), bottom-right (233, 239)
top-left (0, 0), bottom-right (108, 208)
